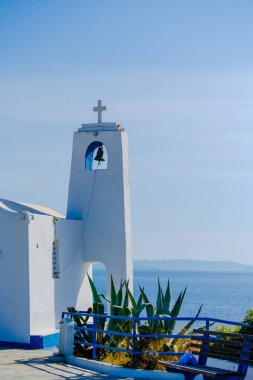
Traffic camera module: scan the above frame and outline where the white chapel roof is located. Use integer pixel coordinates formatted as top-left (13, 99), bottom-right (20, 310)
top-left (0, 198), bottom-right (65, 218)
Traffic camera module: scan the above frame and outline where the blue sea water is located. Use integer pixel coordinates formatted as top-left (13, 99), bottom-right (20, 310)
top-left (93, 267), bottom-right (253, 323)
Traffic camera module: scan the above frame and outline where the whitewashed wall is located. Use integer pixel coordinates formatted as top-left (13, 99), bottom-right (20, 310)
top-left (28, 214), bottom-right (56, 335)
top-left (28, 215), bottom-right (92, 336)
top-left (0, 121), bottom-right (133, 343)
top-left (0, 209), bottom-right (30, 343)
top-left (54, 218), bottom-right (92, 319)
top-left (0, 209), bottom-right (93, 343)
top-left (67, 124), bottom-right (133, 291)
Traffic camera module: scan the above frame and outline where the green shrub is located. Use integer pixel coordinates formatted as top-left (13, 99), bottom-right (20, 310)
top-left (215, 308), bottom-right (253, 335)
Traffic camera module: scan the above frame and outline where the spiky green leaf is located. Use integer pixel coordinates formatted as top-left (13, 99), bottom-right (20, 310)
top-left (163, 279), bottom-right (171, 315)
top-left (136, 293), bottom-right (143, 309)
top-left (144, 303), bottom-right (154, 318)
top-left (177, 304), bottom-right (203, 337)
top-left (110, 276), bottom-right (117, 306)
top-left (87, 274), bottom-right (101, 303)
top-left (123, 287), bottom-right (129, 309)
top-left (117, 279), bottom-right (123, 306)
top-left (139, 286), bottom-right (150, 303)
top-left (100, 294), bottom-right (111, 303)
top-left (156, 278), bottom-right (164, 316)
top-left (166, 288), bottom-right (187, 334)
top-left (126, 284), bottom-right (137, 310)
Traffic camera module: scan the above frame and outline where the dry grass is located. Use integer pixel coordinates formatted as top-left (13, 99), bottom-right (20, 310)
top-left (76, 336), bottom-right (192, 371)
top-left (100, 336), bottom-right (191, 370)
top-left (100, 351), bottom-right (131, 367)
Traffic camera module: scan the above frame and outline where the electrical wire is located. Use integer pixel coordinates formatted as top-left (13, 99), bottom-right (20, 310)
top-left (59, 163), bottom-right (99, 274)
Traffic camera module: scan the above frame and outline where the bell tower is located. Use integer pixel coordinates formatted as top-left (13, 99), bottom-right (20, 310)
top-left (66, 101), bottom-right (133, 288)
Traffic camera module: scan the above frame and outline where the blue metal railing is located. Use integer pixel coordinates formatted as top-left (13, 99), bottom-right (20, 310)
top-left (62, 311), bottom-right (252, 368)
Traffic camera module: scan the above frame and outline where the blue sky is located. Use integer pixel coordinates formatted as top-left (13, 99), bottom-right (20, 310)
top-left (1, 1), bottom-right (253, 264)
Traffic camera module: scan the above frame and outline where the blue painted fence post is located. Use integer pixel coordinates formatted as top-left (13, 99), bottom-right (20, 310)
top-left (131, 319), bottom-right (136, 368)
top-left (92, 316), bottom-right (97, 361)
top-left (198, 318), bottom-right (210, 366)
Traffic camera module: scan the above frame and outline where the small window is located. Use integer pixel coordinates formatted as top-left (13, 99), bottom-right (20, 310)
top-left (85, 141), bottom-right (108, 171)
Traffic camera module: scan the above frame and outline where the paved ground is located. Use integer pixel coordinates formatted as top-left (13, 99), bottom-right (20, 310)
top-left (1, 347), bottom-right (253, 380)
top-left (0, 348), bottom-right (132, 380)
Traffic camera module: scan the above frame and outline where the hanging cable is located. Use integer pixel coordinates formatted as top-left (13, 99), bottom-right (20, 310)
top-left (59, 163), bottom-right (99, 274)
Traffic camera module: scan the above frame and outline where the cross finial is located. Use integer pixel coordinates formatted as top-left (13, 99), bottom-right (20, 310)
top-left (93, 100), bottom-right (107, 123)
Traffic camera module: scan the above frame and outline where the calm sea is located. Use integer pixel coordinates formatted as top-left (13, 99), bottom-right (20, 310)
top-left (93, 267), bottom-right (253, 323)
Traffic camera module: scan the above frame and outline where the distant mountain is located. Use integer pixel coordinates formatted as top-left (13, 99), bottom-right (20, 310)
top-left (134, 259), bottom-right (253, 272)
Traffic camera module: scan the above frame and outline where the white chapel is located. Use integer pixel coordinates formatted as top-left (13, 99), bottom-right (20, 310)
top-left (0, 101), bottom-right (133, 347)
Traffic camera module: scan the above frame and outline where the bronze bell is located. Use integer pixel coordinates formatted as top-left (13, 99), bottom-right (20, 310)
top-left (94, 145), bottom-right (105, 162)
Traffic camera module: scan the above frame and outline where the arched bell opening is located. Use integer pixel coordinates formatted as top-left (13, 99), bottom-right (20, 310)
top-left (85, 141), bottom-right (108, 171)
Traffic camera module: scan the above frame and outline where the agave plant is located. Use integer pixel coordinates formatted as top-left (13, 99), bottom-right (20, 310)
top-left (125, 281), bottom-right (146, 320)
top-left (135, 279), bottom-right (203, 360)
top-left (88, 274), bottom-right (136, 346)
top-left (102, 277), bottom-right (132, 345)
top-left (138, 279), bottom-right (190, 336)
top-left (68, 274), bottom-right (203, 363)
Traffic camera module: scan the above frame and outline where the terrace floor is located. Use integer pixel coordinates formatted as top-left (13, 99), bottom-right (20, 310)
top-left (0, 347), bottom-right (130, 380)
top-left (1, 347), bottom-right (253, 379)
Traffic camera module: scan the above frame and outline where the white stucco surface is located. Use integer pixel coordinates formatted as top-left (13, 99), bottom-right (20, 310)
top-left (0, 209), bottom-right (93, 342)
top-left (0, 209), bottom-right (30, 343)
top-left (67, 123), bottom-right (133, 290)
top-left (0, 117), bottom-right (133, 344)
top-left (28, 215), bottom-right (92, 336)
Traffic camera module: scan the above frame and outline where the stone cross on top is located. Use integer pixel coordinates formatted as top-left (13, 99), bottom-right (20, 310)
top-left (93, 100), bottom-right (107, 123)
